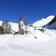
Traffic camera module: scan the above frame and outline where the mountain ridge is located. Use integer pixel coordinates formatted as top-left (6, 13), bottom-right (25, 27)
top-left (33, 15), bottom-right (55, 27)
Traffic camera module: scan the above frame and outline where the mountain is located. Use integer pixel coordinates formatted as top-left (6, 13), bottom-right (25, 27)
top-left (46, 16), bottom-right (56, 29)
top-left (33, 15), bottom-right (56, 29)
top-left (33, 15), bottom-right (55, 27)
top-left (49, 16), bottom-right (56, 25)
top-left (0, 16), bottom-right (56, 56)
top-left (47, 22), bottom-right (56, 29)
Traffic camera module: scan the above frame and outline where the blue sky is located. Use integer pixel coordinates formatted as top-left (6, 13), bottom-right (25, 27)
top-left (0, 0), bottom-right (56, 24)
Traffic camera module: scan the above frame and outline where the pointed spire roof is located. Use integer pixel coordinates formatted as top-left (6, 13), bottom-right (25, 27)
top-left (20, 16), bottom-right (22, 21)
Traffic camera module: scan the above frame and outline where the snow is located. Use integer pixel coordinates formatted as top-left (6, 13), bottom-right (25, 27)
top-left (0, 21), bottom-right (18, 32)
top-left (10, 22), bottom-right (18, 32)
top-left (0, 21), bottom-right (3, 25)
top-left (0, 29), bottom-right (56, 56)
top-left (33, 15), bottom-right (55, 27)
top-left (0, 15), bottom-right (56, 56)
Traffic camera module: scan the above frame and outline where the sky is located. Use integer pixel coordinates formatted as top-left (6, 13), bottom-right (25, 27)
top-left (0, 0), bottom-right (56, 24)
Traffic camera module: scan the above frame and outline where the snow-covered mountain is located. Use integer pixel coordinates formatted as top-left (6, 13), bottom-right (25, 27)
top-left (33, 15), bottom-right (55, 27)
top-left (33, 15), bottom-right (56, 29)
top-left (47, 22), bottom-right (56, 29)
top-left (0, 15), bottom-right (56, 56)
top-left (47, 16), bottom-right (56, 29)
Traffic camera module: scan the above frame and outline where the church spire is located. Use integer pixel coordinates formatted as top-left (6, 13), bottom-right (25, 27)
top-left (20, 16), bottom-right (22, 21)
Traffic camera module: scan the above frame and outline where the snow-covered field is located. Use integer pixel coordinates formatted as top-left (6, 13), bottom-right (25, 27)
top-left (0, 29), bottom-right (56, 56)
top-left (0, 15), bottom-right (56, 56)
